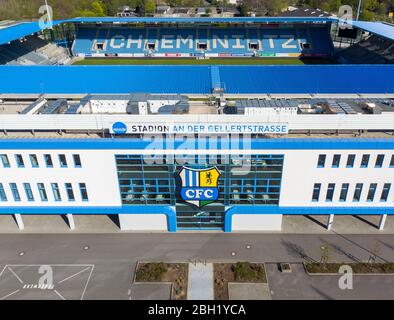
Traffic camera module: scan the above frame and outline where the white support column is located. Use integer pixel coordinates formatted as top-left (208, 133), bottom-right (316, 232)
top-left (14, 214), bottom-right (24, 230)
top-left (327, 214), bottom-right (334, 231)
top-left (379, 214), bottom-right (387, 231)
top-left (66, 214), bottom-right (75, 230)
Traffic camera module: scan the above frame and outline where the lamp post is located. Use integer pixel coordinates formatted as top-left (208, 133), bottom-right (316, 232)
top-left (356, 0), bottom-right (362, 20)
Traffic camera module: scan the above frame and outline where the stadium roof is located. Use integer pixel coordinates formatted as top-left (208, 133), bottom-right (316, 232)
top-left (0, 21), bottom-right (64, 46)
top-left (0, 16), bottom-right (336, 45)
top-left (65, 16), bottom-right (335, 24)
top-left (1, 16), bottom-right (393, 46)
top-left (344, 20), bottom-right (394, 41)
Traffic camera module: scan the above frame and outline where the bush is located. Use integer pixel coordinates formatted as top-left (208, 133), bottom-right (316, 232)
top-left (136, 262), bottom-right (168, 281)
top-left (232, 262), bottom-right (266, 282)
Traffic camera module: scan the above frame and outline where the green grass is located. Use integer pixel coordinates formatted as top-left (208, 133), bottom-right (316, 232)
top-left (72, 57), bottom-right (307, 66)
top-left (232, 262), bottom-right (267, 282)
top-left (135, 262), bottom-right (168, 282)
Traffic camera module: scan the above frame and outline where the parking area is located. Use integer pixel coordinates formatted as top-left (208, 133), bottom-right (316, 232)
top-left (0, 264), bottom-right (94, 300)
top-left (266, 263), bottom-right (394, 300)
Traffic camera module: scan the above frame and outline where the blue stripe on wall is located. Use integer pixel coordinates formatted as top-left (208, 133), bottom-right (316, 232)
top-left (0, 138), bottom-right (394, 150)
top-left (0, 205), bottom-right (177, 232)
top-left (224, 205), bottom-right (394, 232)
top-left (1, 205), bottom-right (393, 233)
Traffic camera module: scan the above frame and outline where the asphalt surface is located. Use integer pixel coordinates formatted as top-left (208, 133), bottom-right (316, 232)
top-left (0, 233), bottom-right (394, 300)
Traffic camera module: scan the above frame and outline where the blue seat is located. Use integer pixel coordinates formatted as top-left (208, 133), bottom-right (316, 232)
top-left (72, 25), bottom-right (334, 57)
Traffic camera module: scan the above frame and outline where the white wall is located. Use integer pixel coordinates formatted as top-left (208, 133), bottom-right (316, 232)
top-left (232, 214), bottom-right (282, 231)
top-left (280, 150), bottom-right (394, 207)
top-left (118, 214), bottom-right (168, 231)
top-left (0, 150), bottom-right (121, 207)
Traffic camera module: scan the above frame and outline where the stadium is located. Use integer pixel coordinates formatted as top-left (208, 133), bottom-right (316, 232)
top-left (0, 16), bottom-right (393, 232)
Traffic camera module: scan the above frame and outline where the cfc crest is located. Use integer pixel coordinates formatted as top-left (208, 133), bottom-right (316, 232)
top-left (179, 167), bottom-right (220, 208)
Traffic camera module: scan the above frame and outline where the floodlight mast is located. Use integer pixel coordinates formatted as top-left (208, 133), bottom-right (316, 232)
top-left (45, 0), bottom-right (53, 28)
top-left (356, 0), bottom-right (362, 20)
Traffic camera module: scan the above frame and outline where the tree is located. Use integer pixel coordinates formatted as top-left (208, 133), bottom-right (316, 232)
top-left (239, 3), bottom-right (250, 16)
top-left (145, 0), bottom-right (155, 16)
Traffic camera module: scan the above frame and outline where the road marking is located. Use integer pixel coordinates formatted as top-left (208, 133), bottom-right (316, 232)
top-left (8, 267), bottom-right (24, 284)
top-left (54, 290), bottom-right (66, 300)
top-left (80, 265), bottom-right (94, 300)
top-left (58, 266), bottom-right (92, 284)
top-left (0, 264), bottom-right (95, 300)
top-left (0, 289), bottom-right (20, 300)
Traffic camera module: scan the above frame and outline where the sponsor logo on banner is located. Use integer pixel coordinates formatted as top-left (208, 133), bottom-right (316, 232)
top-left (165, 53), bottom-right (181, 57)
top-left (179, 167), bottom-right (220, 208)
top-left (112, 122), bottom-right (127, 135)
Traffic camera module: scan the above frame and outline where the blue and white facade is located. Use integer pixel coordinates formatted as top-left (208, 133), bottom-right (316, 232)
top-left (0, 16), bottom-right (394, 233)
top-left (0, 137), bottom-right (393, 232)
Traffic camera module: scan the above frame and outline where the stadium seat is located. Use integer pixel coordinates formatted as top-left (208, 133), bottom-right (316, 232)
top-left (72, 24), bottom-right (335, 58)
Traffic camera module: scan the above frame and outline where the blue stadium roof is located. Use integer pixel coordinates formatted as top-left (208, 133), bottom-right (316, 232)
top-left (1, 16), bottom-right (393, 47)
top-left (0, 21), bottom-right (64, 45)
top-left (344, 21), bottom-right (394, 41)
top-left (0, 16), bottom-right (335, 45)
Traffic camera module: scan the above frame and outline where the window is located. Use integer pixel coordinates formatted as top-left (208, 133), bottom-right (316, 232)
top-left (44, 154), bottom-right (53, 168)
top-left (317, 154), bottom-right (326, 168)
top-left (37, 183), bottom-right (48, 201)
top-left (29, 154), bottom-right (39, 168)
top-left (65, 183), bottom-right (75, 201)
top-left (59, 154), bottom-right (67, 168)
top-left (375, 154), bottom-right (385, 168)
top-left (312, 183), bottom-right (321, 202)
top-left (79, 183), bottom-right (89, 201)
top-left (9, 183), bottom-right (21, 202)
top-left (73, 154), bottom-right (82, 168)
top-left (326, 183), bottom-right (335, 202)
top-left (380, 183), bottom-right (391, 202)
top-left (23, 183), bottom-right (34, 201)
top-left (390, 155), bottom-right (394, 168)
top-left (361, 154), bottom-right (370, 168)
top-left (332, 154), bottom-right (341, 168)
top-left (346, 154), bottom-right (355, 168)
top-left (0, 154), bottom-right (10, 168)
top-left (0, 183), bottom-right (7, 201)
top-left (51, 183), bottom-right (61, 202)
top-left (15, 154), bottom-right (24, 168)
top-left (146, 42), bottom-right (156, 50)
top-left (249, 42), bottom-right (260, 50)
top-left (353, 183), bottom-right (363, 202)
top-left (367, 183), bottom-right (377, 202)
top-left (197, 42), bottom-right (207, 50)
top-left (94, 42), bottom-right (104, 50)
top-left (339, 183), bottom-right (349, 202)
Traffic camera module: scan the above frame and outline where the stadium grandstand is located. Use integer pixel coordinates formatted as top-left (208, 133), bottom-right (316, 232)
top-left (0, 16), bottom-right (392, 65)
top-left (71, 23), bottom-right (334, 58)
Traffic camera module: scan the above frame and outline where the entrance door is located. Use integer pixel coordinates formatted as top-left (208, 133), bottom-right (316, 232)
top-left (176, 204), bottom-right (224, 230)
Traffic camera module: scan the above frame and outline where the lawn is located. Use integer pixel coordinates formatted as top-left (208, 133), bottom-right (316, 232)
top-left (72, 57), bottom-right (307, 65)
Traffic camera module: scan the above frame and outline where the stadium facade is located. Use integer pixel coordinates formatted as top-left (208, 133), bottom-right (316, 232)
top-left (0, 17), bottom-right (393, 232)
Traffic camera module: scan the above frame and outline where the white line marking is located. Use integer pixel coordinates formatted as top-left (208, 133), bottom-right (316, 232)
top-left (80, 265), bottom-right (94, 300)
top-left (0, 289), bottom-right (20, 300)
top-left (57, 266), bottom-right (91, 284)
top-left (7, 267), bottom-right (23, 284)
top-left (0, 265), bottom-right (7, 278)
top-left (54, 290), bottom-right (66, 300)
